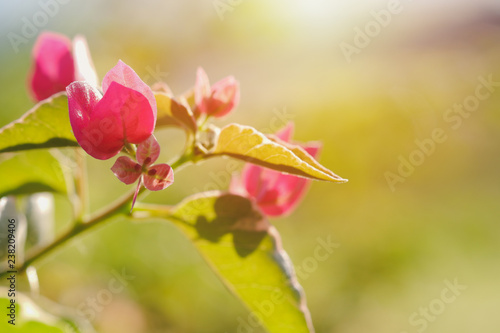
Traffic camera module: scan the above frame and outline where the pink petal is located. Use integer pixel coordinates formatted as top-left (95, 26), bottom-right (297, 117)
top-left (303, 142), bottom-right (321, 159)
top-left (194, 67), bottom-right (211, 114)
top-left (229, 173), bottom-right (248, 197)
top-left (241, 164), bottom-right (311, 217)
top-left (111, 156), bottom-right (142, 185)
top-left (136, 135), bottom-right (160, 166)
top-left (95, 81), bottom-right (156, 144)
top-left (241, 163), bottom-right (266, 200)
top-left (239, 123), bottom-right (323, 217)
top-left (275, 122), bottom-right (294, 142)
top-left (67, 81), bottom-right (120, 160)
top-left (72, 35), bottom-right (98, 87)
top-left (143, 164), bottom-right (174, 191)
top-left (207, 76), bottom-right (240, 117)
top-left (67, 80), bottom-right (155, 160)
top-left (29, 32), bottom-right (75, 101)
top-left (102, 60), bottom-right (157, 124)
top-left (258, 173), bottom-right (310, 217)
top-left (263, 141), bottom-right (321, 216)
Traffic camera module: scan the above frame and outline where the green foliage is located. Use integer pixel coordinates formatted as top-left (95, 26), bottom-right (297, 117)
top-left (0, 94), bottom-right (77, 154)
top-left (213, 124), bottom-right (347, 182)
top-left (0, 55), bottom-right (349, 333)
top-left (0, 150), bottom-right (68, 197)
top-left (161, 192), bottom-right (315, 333)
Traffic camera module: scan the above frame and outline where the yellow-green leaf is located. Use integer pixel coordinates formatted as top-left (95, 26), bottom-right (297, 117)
top-left (0, 93), bottom-right (78, 154)
top-left (0, 150), bottom-right (68, 197)
top-left (212, 124), bottom-right (347, 182)
top-left (158, 192), bottom-right (315, 333)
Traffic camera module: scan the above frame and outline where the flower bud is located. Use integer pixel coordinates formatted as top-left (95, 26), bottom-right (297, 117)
top-left (194, 67), bottom-right (240, 118)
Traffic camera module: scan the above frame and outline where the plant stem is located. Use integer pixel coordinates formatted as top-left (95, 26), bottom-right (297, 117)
top-left (74, 148), bottom-right (88, 221)
top-left (0, 153), bottom-right (191, 279)
top-left (0, 187), bottom-right (137, 279)
top-left (132, 203), bottom-right (174, 218)
top-left (170, 151), bottom-right (193, 170)
top-left (123, 142), bottom-right (137, 157)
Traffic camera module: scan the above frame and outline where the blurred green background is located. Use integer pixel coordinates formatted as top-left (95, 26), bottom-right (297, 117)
top-left (1, 0), bottom-right (500, 332)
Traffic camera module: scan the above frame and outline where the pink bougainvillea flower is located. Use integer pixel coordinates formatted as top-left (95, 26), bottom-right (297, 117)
top-left (67, 60), bottom-right (157, 160)
top-left (29, 32), bottom-right (74, 101)
top-left (194, 67), bottom-right (240, 118)
top-left (230, 122), bottom-right (321, 217)
top-left (111, 135), bottom-right (174, 209)
top-left (29, 32), bottom-right (97, 101)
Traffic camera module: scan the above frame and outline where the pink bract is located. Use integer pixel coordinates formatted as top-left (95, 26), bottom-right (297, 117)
top-left (194, 67), bottom-right (240, 118)
top-left (29, 32), bottom-right (75, 101)
top-left (111, 156), bottom-right (142, 185)
top-left (102, 60), bottom-right (157, 125)
top-left (110, 135), bottom-right (174, 210)
top-left (136, 135), bottom-right (160, 167)
top-left (143, 164), bottom-right (174, 191)
top-left (29, 32), bottom-right (97, 101)
top-left (67, 61), bottom-right (156, 160)
top-left (231, 123), bottom-right (321, 217)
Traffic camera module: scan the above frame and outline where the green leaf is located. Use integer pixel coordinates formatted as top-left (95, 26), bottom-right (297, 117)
top-left (212, 124), bottom-right (347, 183)
top-left (0, 150), bottom-right (68, 197)
top-left (160, 192), bottom-right (315, 333)
top-left (0, 93), bottom-right (78, 154)
top-left (267, 133), bottom-right (342, 181)
top-left (0, 288), bottom-right (83, 332)
top-left (155, 92), bottom-right (197, 132)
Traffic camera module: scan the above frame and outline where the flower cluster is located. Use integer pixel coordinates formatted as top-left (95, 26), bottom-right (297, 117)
top-left (28, 31), bottom-right (320, 216)
top-left (111, 135), bottom-right (174, 207)
top-left (66, 60), bottom-right (157, 160)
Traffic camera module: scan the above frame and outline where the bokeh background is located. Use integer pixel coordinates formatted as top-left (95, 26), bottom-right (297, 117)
top-left (1, 0), bottom-right (500, 332)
